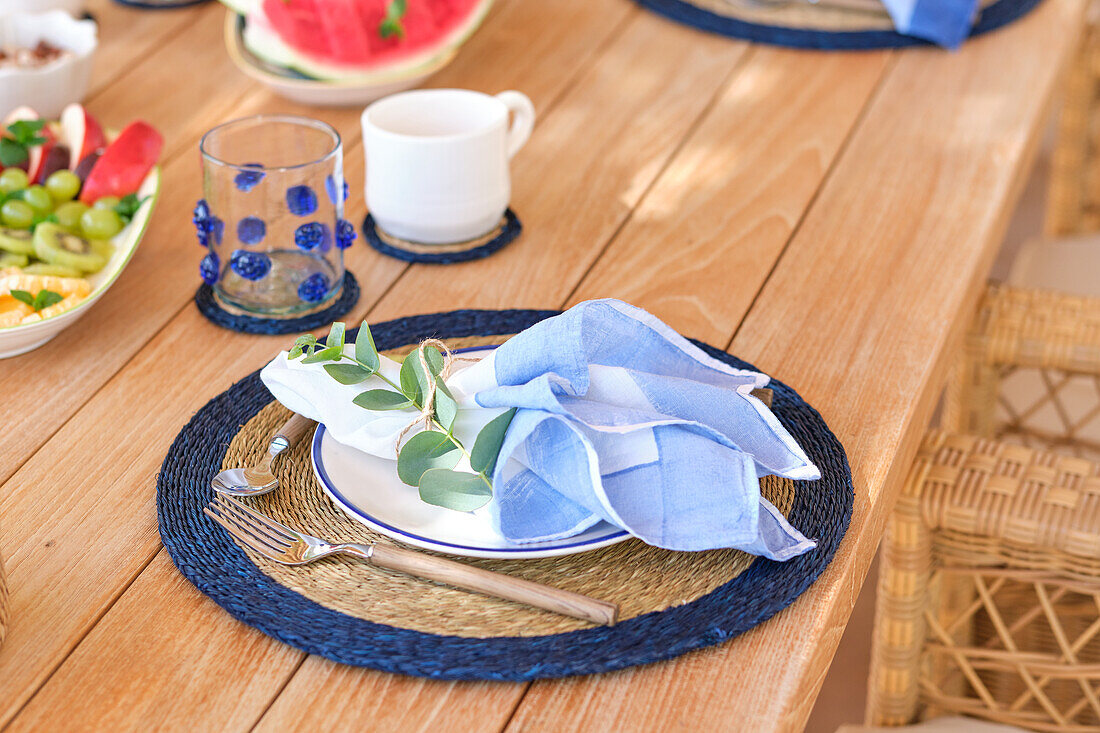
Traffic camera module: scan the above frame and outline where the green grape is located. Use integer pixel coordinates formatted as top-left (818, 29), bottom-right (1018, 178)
top-left (92, 196), bottom-right (120, 212)
top-left (45, 170), bottom-right (81, 202)
top-left (54, 201), bottom-right (89, 230)
top-left (0, 168), bottom-right (29, 194)
top-left (80, 207), bottom-right (123, 240)
top-left (22, 185), bottom-right (52, 214)
top-left (1, 200), bottom-right (34, 229)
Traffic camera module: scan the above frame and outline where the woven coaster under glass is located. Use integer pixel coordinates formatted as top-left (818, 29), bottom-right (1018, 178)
top-left (158, 308), bottom-right (853, 680)
top-left (362, 210), bottom-right (521, 264)
top-left (194, 270), bottom-right (360, 335)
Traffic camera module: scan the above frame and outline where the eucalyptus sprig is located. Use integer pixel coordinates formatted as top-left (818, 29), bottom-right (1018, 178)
top-left (289, 321), bottom-right (516, 512)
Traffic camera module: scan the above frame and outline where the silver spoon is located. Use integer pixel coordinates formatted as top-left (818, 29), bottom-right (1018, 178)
top-left (211, 413), bottom-right (315, 497)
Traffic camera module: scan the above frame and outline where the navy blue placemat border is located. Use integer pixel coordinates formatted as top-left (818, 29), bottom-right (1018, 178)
top-left (362, 210), bottom-right (521, 264)
top-left (634, 0), bottom-right (1043, 50)
top-left (158, 308), bottom-right (853, 680)
top-left (194, 271), bottom-right (360, 335)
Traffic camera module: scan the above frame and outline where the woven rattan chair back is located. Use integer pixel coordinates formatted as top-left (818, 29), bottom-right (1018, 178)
top-left (1047, 20), bottom-right (1100, 238)
top-left (943, 285), bottom-right (1100, 461)
top-left (867, 431), bottom-right (1100, 730)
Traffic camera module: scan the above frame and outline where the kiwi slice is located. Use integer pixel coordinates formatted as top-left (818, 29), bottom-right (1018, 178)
top-left (0, 252), bottom-right (28, 268)
top-left (33, 223), bottom-right (106, 274)
top-left (23, 263), bottom-right (83, 277)
top-left (0, 227), bottom-right (35, 256)
top-left (90, 239), bottom-right (114, 262)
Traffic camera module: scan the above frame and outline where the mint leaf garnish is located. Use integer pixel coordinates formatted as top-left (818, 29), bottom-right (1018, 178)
top-left (379, 0), bottom-right (407, 38)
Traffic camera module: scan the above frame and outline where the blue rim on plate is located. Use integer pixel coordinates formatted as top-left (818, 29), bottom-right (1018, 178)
top-left (311, 422), bottom-right (630, 557)
top-left (158, 308), bottom-right (853, 680)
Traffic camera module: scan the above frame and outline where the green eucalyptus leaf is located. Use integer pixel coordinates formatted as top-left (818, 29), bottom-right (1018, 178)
top-left (354, 321), bottom-right (380, 372)
top-left (399, 351), bottom-right (429, 405)
top-left (397, 431), bottom-right (461, 486)
top-left (288, 344), bottom-right (303, 360)
top-left (301, 345), bottom-right (341, 364)
top-left (418, 469), bottom-right (492, 512)
top-left (424, 346), bottom-right (444, 376)
top-left (323, 363), bottom-right (372, 385)
top-left (434, 382), bottom-right (458, 430)
top-left (352, 389), bottom-right (413, 411)
top-left (470, 408), bottom-right (517, 476)
top-left (327, 322), bottom-right (346, 351)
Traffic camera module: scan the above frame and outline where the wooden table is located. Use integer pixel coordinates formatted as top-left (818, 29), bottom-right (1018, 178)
top-left (0, 1), bottom-right (1086, 730)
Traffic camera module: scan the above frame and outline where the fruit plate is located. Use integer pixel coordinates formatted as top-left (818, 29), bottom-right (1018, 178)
top-left (309, 344), bottom-right (630, 559)
top-left (0, 166), bottom-right (160, 359)
top-left (224, 12), bottom-right (458, 107)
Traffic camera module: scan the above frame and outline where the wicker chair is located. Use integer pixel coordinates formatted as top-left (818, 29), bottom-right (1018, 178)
top-left (865, 282), bottom-right (1100, 730)
top-left (866, 430), bottom-right (1100, 730)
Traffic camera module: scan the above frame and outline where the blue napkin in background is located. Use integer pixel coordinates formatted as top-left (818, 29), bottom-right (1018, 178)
top-left (465, 300), bottom-right (822, 559)
top-left (883, 0), bottom-right (981, 48)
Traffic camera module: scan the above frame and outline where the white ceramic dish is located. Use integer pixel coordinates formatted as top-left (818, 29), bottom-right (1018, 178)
top-left (0, 11), bottom-right (96, 120)
top-left (309, 346), bottom-right (630, 560)
top-left (223, 11), bottom-right (455, 108)
top-left (0, 166), bottom-right (160, 358)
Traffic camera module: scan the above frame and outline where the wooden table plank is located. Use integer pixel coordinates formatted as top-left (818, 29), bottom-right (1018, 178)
top-left (567, 44), bottom-right (891, 344)
top-left (86, 0), bottom-right (209, 97)
top-left (506, 1), bottom-right (1086, 731)
top-left (7, 554), bottom-right (302, 733)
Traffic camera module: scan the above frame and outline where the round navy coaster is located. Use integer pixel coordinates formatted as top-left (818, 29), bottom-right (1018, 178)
top-left (362, 210), bottom-right (522, 264)
top-left (634, 0), bottom-right (1043, 50)
top-left (194, 271), bottom-right (360, 336)
top-left (158, 308), bottom-right (854, 680)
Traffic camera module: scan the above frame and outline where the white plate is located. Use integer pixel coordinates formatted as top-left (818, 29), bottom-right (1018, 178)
top-left (310, 347), bottom-right (629, 559)
top-left (0, 165), bottom-right (160, 358)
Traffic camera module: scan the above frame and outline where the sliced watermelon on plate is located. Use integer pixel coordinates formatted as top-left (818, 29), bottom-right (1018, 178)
top-left (227, 0), bottom-right (492, 81)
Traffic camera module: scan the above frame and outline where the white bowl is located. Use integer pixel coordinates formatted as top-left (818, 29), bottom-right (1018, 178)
top-left (0, 1), bottom-right (84, 16)
top-left (0, 11), bottom-right (96, 120)
top-left (0, 167), bottom-right (160, 359)
top-left (223, 11), bottom-right (456, 107)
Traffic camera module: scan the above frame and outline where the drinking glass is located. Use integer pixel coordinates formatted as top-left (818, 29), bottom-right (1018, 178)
top-left (196, 115), bottom-right (351, 316)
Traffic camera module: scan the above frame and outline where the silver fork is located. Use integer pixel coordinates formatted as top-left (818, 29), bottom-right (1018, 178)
top-left (205, 495), bottom-right (619, 626)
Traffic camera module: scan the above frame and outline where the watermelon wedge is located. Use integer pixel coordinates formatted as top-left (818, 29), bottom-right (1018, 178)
top-left (224, 0), bottom-right (492, 81)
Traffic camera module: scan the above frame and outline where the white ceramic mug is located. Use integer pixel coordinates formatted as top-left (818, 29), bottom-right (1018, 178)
top-left (361, 88), bottom-right (535, 244)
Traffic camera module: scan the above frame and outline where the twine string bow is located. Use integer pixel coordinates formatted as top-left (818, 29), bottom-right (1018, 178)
top-left (394, 338), bottom-right (479, 455)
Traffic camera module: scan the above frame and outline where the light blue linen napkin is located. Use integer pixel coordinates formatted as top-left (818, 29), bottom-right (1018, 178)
top-left (463, 299), bottom-right (821, 560)
top-left (882, 0), bottom-right (981, 49)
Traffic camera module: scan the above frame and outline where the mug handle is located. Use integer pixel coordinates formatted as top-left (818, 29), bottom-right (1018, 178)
top-left (496, 90), bottom-right (535, 159)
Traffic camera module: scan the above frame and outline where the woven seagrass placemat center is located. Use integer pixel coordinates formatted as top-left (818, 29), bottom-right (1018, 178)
top-left (224, 336), bottom-right (796, 638)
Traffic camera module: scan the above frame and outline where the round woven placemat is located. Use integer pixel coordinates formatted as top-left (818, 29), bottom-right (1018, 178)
top-left (158, 308), bottom-right (853, 679)
top-left (635, 0), bottom-right (1042, 50)
top-left (362, 210), bottom-right (521, 264)
top-left (194, 271), bottom-right (360, 335)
